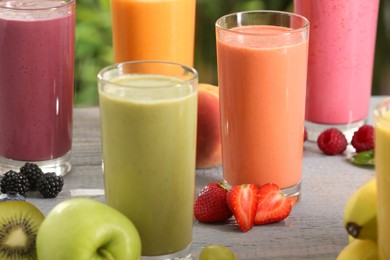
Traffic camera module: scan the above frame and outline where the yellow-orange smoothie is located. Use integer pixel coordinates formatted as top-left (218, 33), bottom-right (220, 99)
top-left (217, 25), bottom-right (308, 189)
top-left (99, 74), bottom-right (197, 256)
top-left (375, 108), bottom-right (390, 260)
top-left (110, 0), bottom-right (195, 66)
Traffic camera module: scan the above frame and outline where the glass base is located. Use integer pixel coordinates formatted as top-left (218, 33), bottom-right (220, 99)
top-left (0, 151), bottom-right (71, 176)
top-left (305, 119), bottom-right (367, 143)
top-left (141, 244), bottom-right (193, 260)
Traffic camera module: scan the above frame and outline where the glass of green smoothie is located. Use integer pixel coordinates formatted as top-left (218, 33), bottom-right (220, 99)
top-left (97, 60), bottom-right (198, 259)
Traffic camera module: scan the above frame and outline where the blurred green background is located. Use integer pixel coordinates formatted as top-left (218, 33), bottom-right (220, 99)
top-left (74, 0), bottom-right (390, 106)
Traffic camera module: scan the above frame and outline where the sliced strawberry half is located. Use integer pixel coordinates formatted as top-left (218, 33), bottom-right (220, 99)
top-left (194, 182), bottom-right (233, 223)
top-left (226, 184), bottom-right (259, 232)
top-left (254, 183), bottom-right (292, 225)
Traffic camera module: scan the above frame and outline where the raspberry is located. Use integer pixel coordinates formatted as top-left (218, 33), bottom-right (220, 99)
top-left (351, 125), bottom-right (374, 152)
top-left (20, 162), bottom-right (44, 191)
top-left (317, 128), bottom-right (347, 155)
top-left (0, 170), bottom-right (30, 195)
top-left (37, 173), bottom-right (64, 198)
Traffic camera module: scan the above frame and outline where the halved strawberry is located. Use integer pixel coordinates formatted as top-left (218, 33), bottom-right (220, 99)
top-left (254, 183), bottom-right (292, 225)
top-left (194, 182), bottom-right (233, 223)
top-left (226, 184), bottom-right (259, 232)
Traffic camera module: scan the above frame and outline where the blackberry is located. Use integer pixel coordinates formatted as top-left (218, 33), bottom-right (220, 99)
top-left (20, 162), bottom-right (44, 191)
top-left (0, 170), bottom-right (30, 195)
top-left (37, 173), bottom-right (64, 198)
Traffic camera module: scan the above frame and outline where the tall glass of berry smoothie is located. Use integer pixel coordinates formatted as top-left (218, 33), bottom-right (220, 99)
top-left (374, 99), bottom-right (390, 260)
top-left (0, 0), bottom-right (75, 175)
top-left (294, 0), bottom-right (380, 141)
top-left (98, 61), bottom-right (198, 259)
top-left (216, 11), bottom-right (309, 197)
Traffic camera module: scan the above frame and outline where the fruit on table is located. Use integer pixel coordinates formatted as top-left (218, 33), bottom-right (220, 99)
top-left (36, 198), bottom-right (141, 260)
top-left (20, 162), bottom-right (44, 191)
top-left (194, 182), bottom-right (232, 223)
top-left (199, 245), bottom-right (237, 260)
top-left (0, 200), bottom-right (45, 259)
top-left (343, 178), bottom-right (377, 240)
top-left (317, 128), bottom-right (347, 155)
top-left (196, 83), bottom-right (222, 169)
top-left (337, 239), bottom-right (378, 260)
top-left (255, 183), bottom-right (293, 225)
top-left (226, 184), bottom-right (259, 232)
top-left (0, 170), bottom-right (30, 195)
top-left (351, 125), bottom-right (374, 153)
top-left (36, 172), bottom-right (64, 198)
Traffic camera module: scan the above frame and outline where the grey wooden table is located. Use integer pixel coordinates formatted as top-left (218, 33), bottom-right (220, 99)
top-left (30, 96), bottom-right (385, 259)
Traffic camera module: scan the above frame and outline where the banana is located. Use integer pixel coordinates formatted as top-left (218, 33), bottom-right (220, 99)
top-left (343, 178), bottom-right (377, 240)
top-left (337, 239), bottom-right (378, 260)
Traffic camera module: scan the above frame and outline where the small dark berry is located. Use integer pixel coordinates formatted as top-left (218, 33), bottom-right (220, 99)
top-left (0, 170), bottom-right (30, 195)
top-left (351, 125), bottom-right (374, 152)
top-left (37, 173), bottom-right (64, 198)
top-left (317, 128), bottom-right (347, 155)
top-left (20, 162), bottom-right (44, 191)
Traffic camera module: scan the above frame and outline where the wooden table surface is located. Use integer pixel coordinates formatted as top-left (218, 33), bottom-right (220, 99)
top-left (29, 96), bottom-right (385, 259)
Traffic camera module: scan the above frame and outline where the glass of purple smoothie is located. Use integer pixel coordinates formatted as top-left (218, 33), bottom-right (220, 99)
top-left (0, 0), bottom-right (75, 176)
top-left (294, 0), bottom-right (380, 142)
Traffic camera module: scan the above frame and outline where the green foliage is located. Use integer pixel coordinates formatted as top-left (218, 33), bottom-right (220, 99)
top-left (75, 0), bottom-right (112, 106)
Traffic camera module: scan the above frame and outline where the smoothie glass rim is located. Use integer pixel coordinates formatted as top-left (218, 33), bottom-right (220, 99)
top-left (215, 10), bottom-right (310, 36)
top-left (0, 0), bottom-right (75, 11)
top-left (97, 60), bottom-right (199, 90)
top-left (374, 98), bottom-right (390, 122)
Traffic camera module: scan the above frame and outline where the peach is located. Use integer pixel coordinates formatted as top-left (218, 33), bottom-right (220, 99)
top-left (196, 83), bottom-right (222, 169)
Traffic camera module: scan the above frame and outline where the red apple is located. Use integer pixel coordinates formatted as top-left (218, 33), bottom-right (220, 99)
top-left (196, 83), bottom-right (222, 169)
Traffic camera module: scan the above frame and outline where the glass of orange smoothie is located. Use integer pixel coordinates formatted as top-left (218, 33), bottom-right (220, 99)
top-left (110, 0), bottom-right (196, 66)
top-left (98, 61), bottom-right (198, 259)
top-left (215, 11), bottom-right (309, 197)
top-left (374, 99), bottom-right (390, 260)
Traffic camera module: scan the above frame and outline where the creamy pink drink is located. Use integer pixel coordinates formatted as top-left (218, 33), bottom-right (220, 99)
top-left (294, 0), bottom-right (379, 140)
top-left (0, 0), bottom-right (75, 175)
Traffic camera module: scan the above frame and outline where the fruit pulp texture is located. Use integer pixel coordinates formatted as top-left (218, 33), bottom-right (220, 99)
top-left (294, 0), bottom-right (379, 124)
top-left (99, 75), bottom-right (197, 256)
top-left (374, 110), bottom-right (390, 260)
top-left (0, 2), bottom-right (74, 161)
top-left (110, 0), bottom-right (195, 66)
top-left (217, 25), bottom-right (308, 188)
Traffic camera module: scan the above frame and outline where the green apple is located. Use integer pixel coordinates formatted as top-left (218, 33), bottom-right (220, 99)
top-left (36, 198), bottom-right (141, 260)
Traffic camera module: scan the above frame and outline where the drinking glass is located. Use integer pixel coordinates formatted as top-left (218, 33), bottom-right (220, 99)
top-left (98, 60), bottom-right (197, 259)
top-left (110, 0), bottom-right (196, 66)
top-left (216, 10), bottom-right (309, 197)
top-left (374, 98), bottom-right (390, 260)
top-left (0, 0), bottom-right (75, 175)
top-left (295, 0), bottom-right (380, 141)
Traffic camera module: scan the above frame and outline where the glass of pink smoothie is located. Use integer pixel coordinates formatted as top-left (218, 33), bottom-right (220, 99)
top-left (98, 61), bottom-right (198, 259)
top-left (294, 0), bottom-right (380, 141)
top-left (216, 11), bottom-right (309, 197)
top-left (0, 0), bottom-right (75, 176)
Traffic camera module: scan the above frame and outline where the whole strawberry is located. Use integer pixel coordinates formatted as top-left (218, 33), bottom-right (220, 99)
top-left (194, 182), bottom-right (233, 223)
top-left (351, 125), bottom-right (374, 152)
top-left (317, 128), bottom-right (347, 155)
